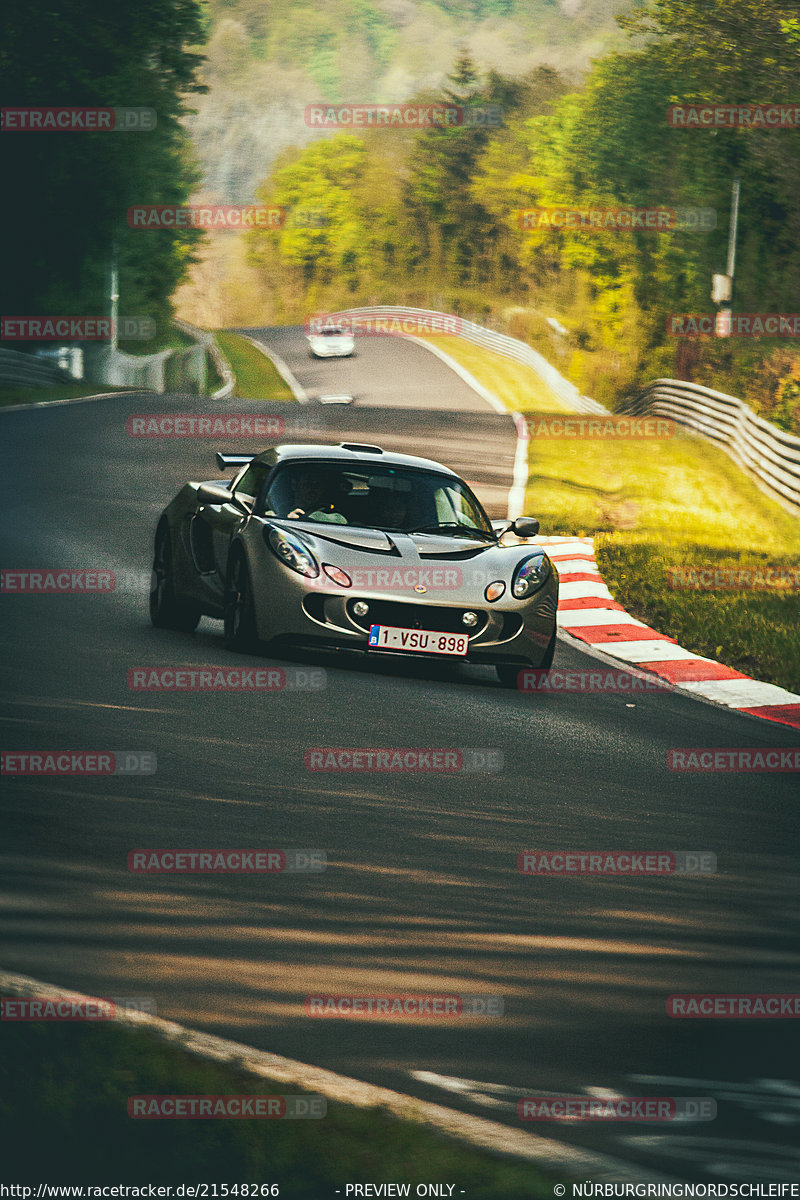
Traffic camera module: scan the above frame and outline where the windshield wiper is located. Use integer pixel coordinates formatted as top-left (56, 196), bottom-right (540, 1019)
top-left (408, 522), bottom-right (496, 541)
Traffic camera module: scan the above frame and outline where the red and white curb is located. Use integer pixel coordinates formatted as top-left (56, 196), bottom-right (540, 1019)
top-left (541, 536), bottom-right (800, 731)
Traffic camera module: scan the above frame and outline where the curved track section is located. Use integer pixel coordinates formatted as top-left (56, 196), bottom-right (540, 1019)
top-left (2, 329), bottom-right (799, 1182)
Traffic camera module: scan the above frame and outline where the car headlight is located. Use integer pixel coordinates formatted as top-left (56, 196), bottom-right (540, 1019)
top-left (511, 552), bottom-right (550, 599)
top-left (265, 526), bottom-right (319, 578)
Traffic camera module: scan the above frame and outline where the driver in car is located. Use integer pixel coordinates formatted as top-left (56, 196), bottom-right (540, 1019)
top-left (377, 491), bottom-right (410, 530)
top-left (287, 469), bottom-right (347, 523)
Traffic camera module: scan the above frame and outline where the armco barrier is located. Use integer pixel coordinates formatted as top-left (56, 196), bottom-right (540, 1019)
top-left (173, 318), bottom-right (235, 399)
top-left (85, 343), bottom-right (172, 392)
top-left (622, 379), bottom-right (800, 511)
top-left (0, 347), bottom-right (74, 388)
top-left (338, 308), bottom-right (799, 510)
top-left (42, 322), bottom-right (231, 396)
top-left (327, 306), bottom-right (609, 415)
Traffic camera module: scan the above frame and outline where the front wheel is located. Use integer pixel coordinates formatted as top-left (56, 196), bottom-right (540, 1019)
top-left (495, 663), bottom-right (523, 689)
top-left (496, 628), bottom-right (557, 688)
top-left (224, 552), bottom-right (260, 653)
top-left (539, 626), bottom-right (557, 670)
top-left (150, 522), bottom-right (201, 632)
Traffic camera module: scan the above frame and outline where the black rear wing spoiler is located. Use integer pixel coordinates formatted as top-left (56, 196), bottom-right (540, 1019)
top-left (216, 453), bottom-right (255, 471)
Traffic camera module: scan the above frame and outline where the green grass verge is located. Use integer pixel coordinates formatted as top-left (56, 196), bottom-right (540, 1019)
top-left (523, 417), bottom-right (800, 693)
top-left (0, 1022), bottom-right (563, 1195)
top-left (415, 335), bottom-right (570, 412)
top-left (216, 331), bottom-right (295, 401)
top-left (206, 346), bottom-right (225, 395)
top-left (420, 333), bottom-right (800, 691)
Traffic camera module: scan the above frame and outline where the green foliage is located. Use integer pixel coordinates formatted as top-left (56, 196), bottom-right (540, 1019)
top-left (227, 0), bottom-right (800, 429)
top-left (1, 0), bottom-right (208, 333)
top-left (0, 1022), bottom-right (561, 1195)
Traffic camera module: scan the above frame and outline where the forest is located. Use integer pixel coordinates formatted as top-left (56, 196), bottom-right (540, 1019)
top-left (4, 0), bottom-right (800, 427)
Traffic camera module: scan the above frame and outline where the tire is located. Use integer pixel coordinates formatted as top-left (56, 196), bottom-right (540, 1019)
top-left (223, 550), bottom-right (260, 653)
top-left (495, 663), bottom-right (523, 689)
top-left (495, 628), bottom-right (556, 688)
top-left (150, 522), bottom-right (201, 632)
top-left (539, 626), bottom-right (557, 670)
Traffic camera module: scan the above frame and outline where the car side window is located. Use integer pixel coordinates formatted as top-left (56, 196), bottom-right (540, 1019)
top-left (235, 462), bottom-right (270, 503)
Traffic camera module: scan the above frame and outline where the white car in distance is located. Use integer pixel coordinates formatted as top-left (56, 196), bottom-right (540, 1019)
top-left (307, 325), bottom-right (355, 358)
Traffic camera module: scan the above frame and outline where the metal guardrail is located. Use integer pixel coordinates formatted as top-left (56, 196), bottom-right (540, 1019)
top-left (173, 319), bottom-right (235, 399)
top-left (328, 305), bottom-right (609, 414)
top-left (88, 329), bottom-right (208, 394)
top-left (333, 307), bottom-right (799, 511)
top-left (85, 344), bottom-right (173, 392)
top-left (623, 379), bottom-right (800, 511)
top-left (2, 323), bottom-right (230, 396)
top-left (0, 347), bottom-right (74, 388)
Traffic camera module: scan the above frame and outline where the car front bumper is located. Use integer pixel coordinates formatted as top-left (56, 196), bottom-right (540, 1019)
top-left (247, 549), bottom-right (559, 667)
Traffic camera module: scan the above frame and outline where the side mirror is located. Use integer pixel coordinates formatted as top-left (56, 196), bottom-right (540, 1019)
top-left (197, 482), bottom-right (248, 511)
top-left (512, 516), bottom-right (540, 538)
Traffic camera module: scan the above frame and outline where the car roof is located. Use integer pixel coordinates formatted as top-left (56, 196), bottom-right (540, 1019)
top-left (255, 442), bottom-right (460, 477)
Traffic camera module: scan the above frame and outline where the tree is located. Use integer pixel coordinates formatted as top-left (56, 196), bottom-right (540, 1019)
top-left (1, 0), bottom-right (208, 335)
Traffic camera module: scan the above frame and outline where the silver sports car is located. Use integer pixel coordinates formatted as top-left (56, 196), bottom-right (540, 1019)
top-left (306, 326), bottom-right (355, 358)
top-left (150, 441), bottom-right (558, 685)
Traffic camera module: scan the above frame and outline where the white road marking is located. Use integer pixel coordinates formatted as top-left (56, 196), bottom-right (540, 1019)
top-left (507, 413), bottom-right (530, 520)
top-left (588, 640), bottom-right (705, 662)
top-left (558, 580), bottom-right (616, 600)
top-left (680, 677), bottom-right (800, 706)
top-left (558, 609), bottom-right (650, 628)
top-left (549, 558), bottom-right (603, 574)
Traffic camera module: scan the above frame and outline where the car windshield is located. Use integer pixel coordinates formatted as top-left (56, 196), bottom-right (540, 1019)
top-left (257, 462), bottom-right (494, 536)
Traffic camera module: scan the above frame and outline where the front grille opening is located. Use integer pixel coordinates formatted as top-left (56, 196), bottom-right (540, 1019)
top-left (346, 598), bottom-right (487, 635)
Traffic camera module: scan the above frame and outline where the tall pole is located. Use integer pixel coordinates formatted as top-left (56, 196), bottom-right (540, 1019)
top-left (714, 178), bottom-right (740, 337)
top-left (726, 178), bottom-right (740, 281)
top-left (110, 241), bottom-right (119, 353)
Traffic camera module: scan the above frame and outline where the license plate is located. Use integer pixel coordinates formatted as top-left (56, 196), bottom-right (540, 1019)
top-left (368, 624), bottom-right (469, 656)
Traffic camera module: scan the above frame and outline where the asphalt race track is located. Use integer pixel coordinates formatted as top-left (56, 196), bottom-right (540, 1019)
top-left (2, 328), bottom-right (799, 1182)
